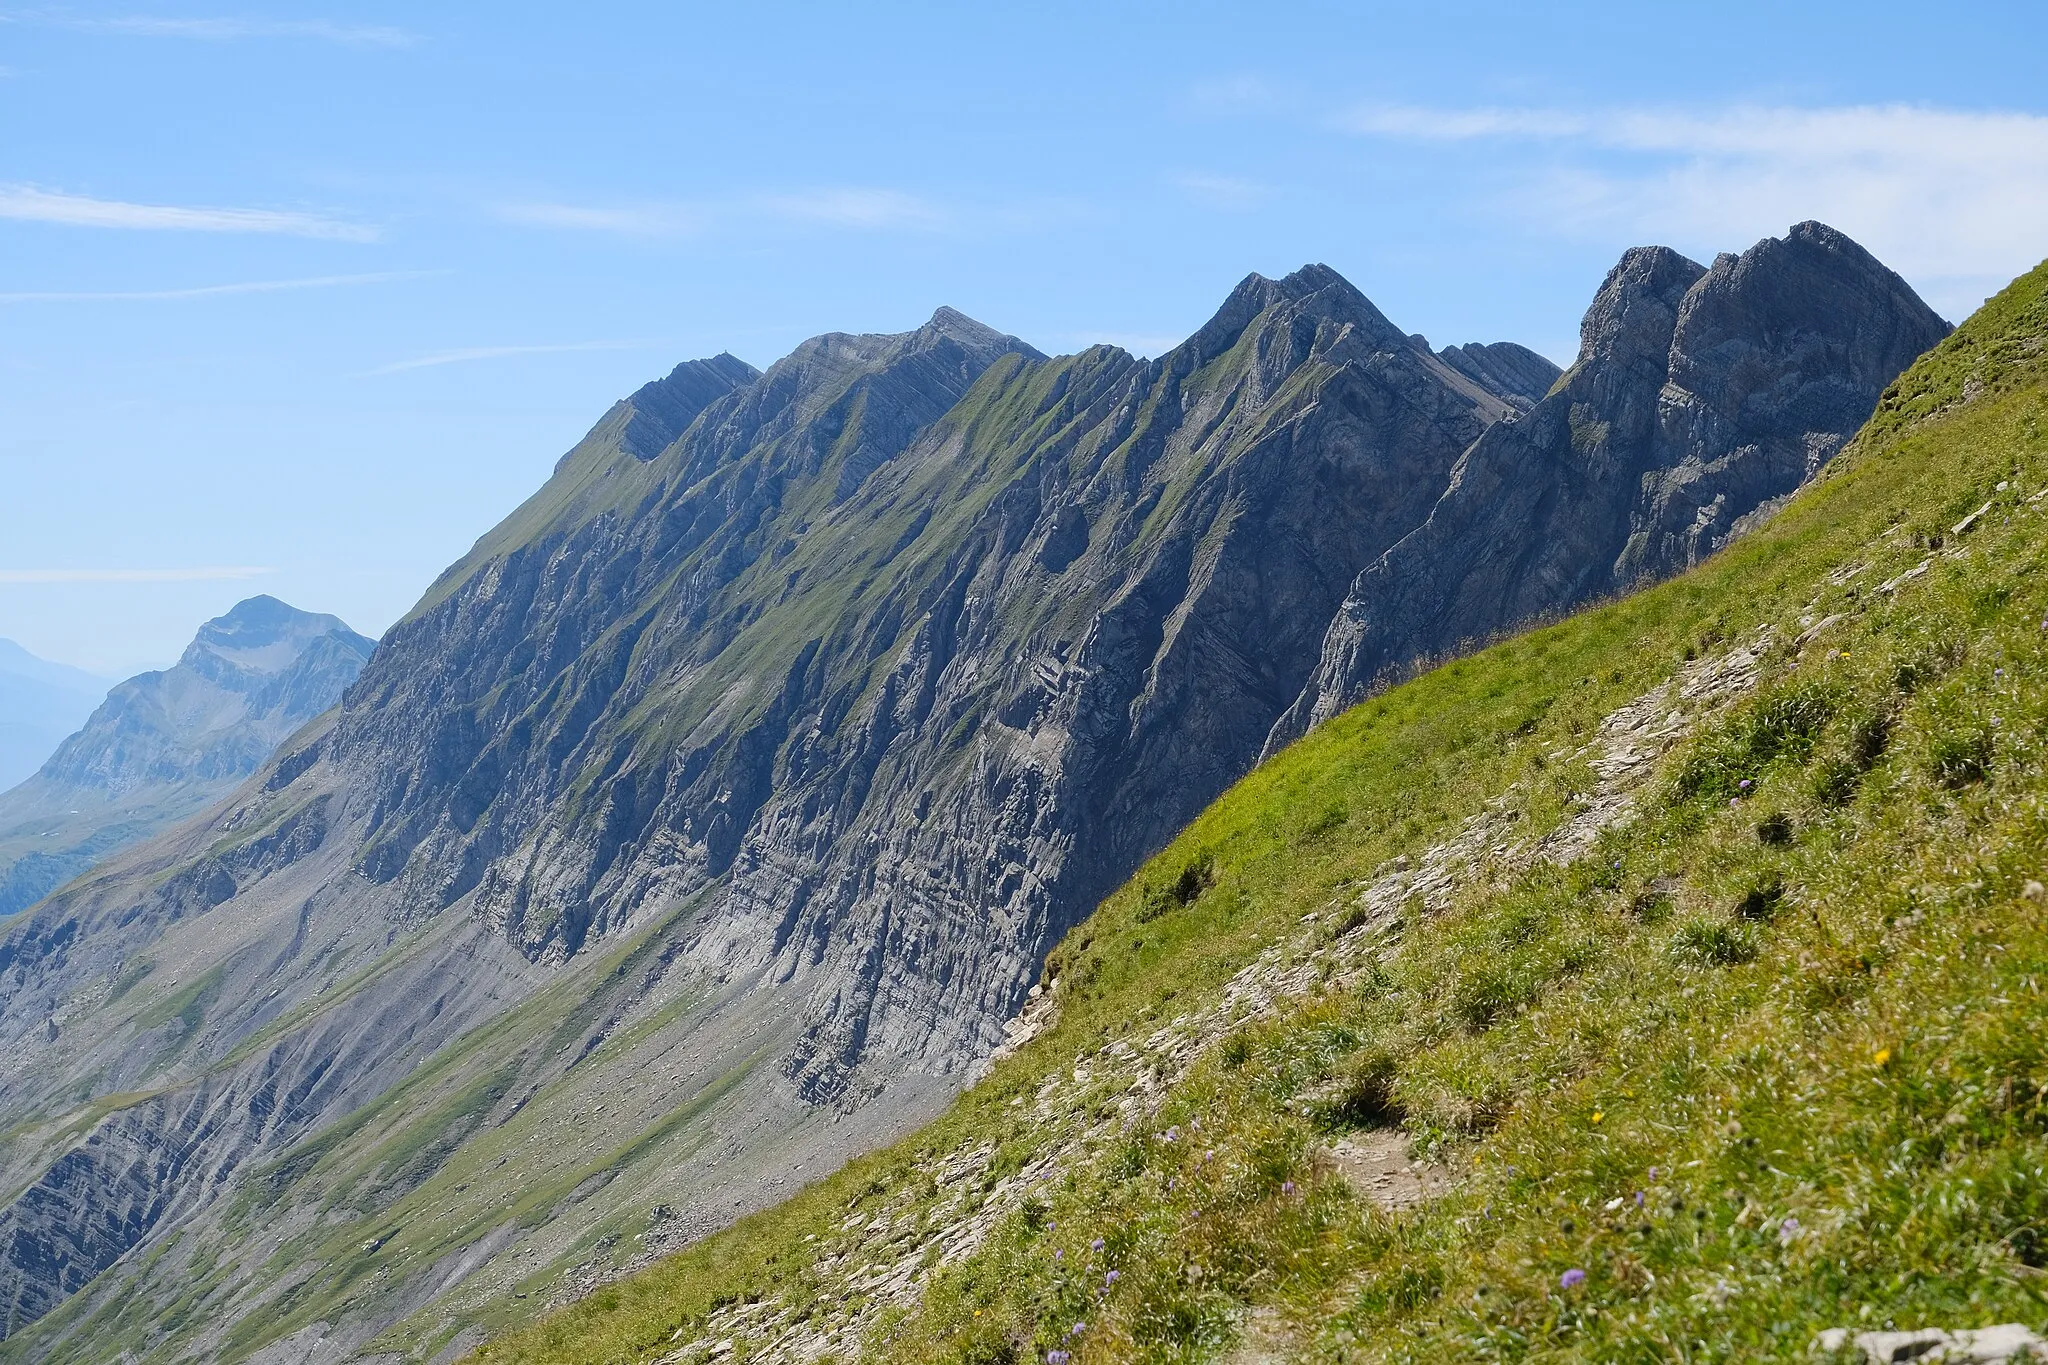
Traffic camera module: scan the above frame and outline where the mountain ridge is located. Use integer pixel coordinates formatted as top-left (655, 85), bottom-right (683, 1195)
top-left (1270, 220), bottom-right (1949, 748)
top-left (467, 248), bottom-right (2048, 1365)
top-left (0, 226), bottom-right (1947, 1363)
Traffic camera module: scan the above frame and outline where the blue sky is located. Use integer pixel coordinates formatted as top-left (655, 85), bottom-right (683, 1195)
top-left (3, 1), bottom-right (2046, 673)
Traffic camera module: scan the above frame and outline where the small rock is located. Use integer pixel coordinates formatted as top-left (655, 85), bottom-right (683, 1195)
top-left (1951, 501), bottom-right (1995, 537)
top-left (1815, 1323), bottom-right (2048, 1362)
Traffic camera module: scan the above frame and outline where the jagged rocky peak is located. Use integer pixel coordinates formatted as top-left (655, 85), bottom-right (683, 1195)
top-left (1169, 263), bottom-right (1546, 425)
top-left (619, 353), bottom-right (761, 459)
top-left (920, 303), bottom-right (1028, 353)
top-left (1178, 263), bottom-right (1409, 370)
top-left (669, 306), bottom-right (1044, 485)
top-left (1577, 244), bottom-right (1709, 372)
top-left (1666, 220), bottom-right (1950, 441)
top-left (1435, 342), bottom-right (1563, 412)
top-left (1272, 221), bottom-right (1952, 747)
top-left (0, 232), bottom-right (1960, 1359)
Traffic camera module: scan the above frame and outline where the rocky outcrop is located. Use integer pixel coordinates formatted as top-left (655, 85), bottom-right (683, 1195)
top-left (1270, 222), bottom-right (1950, 747)
top-left (0, 227), bottom-right (1950, 1361)
top-left (0, 597), bottom-right (373, 916)
top-left (1815, 1323), bottom-right (2048, 1362)
top-left (1434, 340), bottom-right (1560, 412)
top-left (319, 271), bottom-right (1523, 1098)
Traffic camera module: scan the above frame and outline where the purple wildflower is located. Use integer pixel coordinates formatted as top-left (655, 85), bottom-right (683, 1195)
top-left (1162, 1126), bottom-right (1179, 1143)
top-left (1739, 779), bottom-right (1752, 789)
top-left (1105, 1270), bottom-right (1120, 1285)
top-left (1090, 1237), bottom-right (1104, 1252)
top-left (1779, 1216), bottom-right (1801, 1245)
top-left (1203, 1149), bottom-right (1215, 1161)
top-left (1560, 1268), bottom-right (1587, 1290)
top-left (1069, 1322), bottom-right (1086, 1338)
top-left (1282, 1180), bottom-right (1297, 1196)
top-left (1053, 1248), bottom-right (1063, 1261)
top-left (1048, 1352), bottom-right (1071, 1365)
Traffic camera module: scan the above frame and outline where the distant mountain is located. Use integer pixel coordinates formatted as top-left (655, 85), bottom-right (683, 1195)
top-left (0, 226), bottom-right (1948, 1362)
top-left (0, 639), bottom-right (108, 792)
top-left (0, 595), bottom-right (374, 916)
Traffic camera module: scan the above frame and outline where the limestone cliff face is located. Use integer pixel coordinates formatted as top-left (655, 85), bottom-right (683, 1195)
top-left (315, 269), bottom-right (1521, 1102)
top-left (1270, 222), bottom-right (1950, 747)
top-left (0, 229), bottom-right (1943, 1362)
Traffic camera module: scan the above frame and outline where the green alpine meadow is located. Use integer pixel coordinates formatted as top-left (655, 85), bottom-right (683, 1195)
top-left (468, 261), bottom-right (2048, 1364)
top-left (9, 12), bottom-right (2044, 1365)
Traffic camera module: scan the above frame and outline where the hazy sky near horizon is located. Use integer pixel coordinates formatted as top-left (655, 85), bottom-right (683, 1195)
top-left (4, 1), bottom-right (2047, 673)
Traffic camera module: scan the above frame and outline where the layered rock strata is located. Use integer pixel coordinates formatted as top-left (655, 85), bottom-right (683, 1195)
top-left (1271, 222), bottom-right (1949, 746)
top-left (0, 226), bottom-right (1945, 1361)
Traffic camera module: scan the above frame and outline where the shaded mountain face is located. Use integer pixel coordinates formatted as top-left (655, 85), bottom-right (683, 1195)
top-left (1272, 221), bottom-right (1952, 745)
top-left (0, 596), bottom-right (373, 917)
top-left (0, 642), bottom-right (107, 794)
top-left (0, 228), bottom-right (1944, 1362)
top-left (1433, 340), bottom-right (1560, 412)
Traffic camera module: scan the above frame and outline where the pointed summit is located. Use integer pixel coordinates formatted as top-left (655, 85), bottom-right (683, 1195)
top-left (1179, 262), bottom-right (1411, 370)
top-left (0, 597), bottom-right (373, 915)
top-left (1576, 244), bottom-right (1706, 371)
top-left (619, 353), bottom-right (760, 459)
top-left (1274, 222), bottom-right (1951, 748)
top-left (921, 305), bottom-right (1034, 357)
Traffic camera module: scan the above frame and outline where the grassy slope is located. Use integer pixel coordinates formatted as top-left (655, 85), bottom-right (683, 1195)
top-left (460, 260), bottom-right (2048, 1363)
top-left (462, 271), bottom-right (2048, 1363)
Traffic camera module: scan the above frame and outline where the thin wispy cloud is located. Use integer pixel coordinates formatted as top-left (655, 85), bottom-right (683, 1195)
top-left (35, 15), bottom-right (414, 46)
top-left (0, 270), bottom-right (431, 302)
top-left (499, 202), bottom-right (694, 235)
top-left (0, 184), bottom-right (379, 240)
top-left (369, 340), bottom-right (657, 375)
top-left (1187, 75), bottom-right (1283, 114)
top-left (499, 187), bottom-right (950, 238)
top-left (1339, 102), bottom-right (2048, 312)
top-left (1174, 173), bottom-right (1270, 211)
top-left (0, 566), bottom-right (273, 584)
top-left (756, 188), bottom-right (944, 230)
